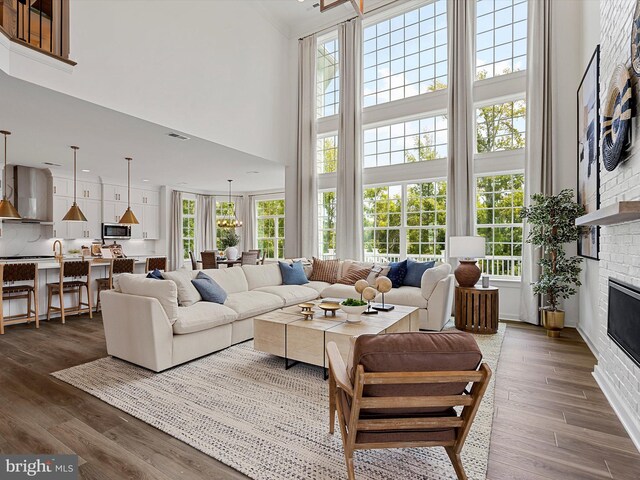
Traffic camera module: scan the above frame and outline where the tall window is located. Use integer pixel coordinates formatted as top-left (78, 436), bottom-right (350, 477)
top-left (318, 190), bottom-right (337, 258)
top-left (406, 181), bottom-right (447, 260)
top-left (216, 200), bottom-right (236, 250)
top-left (476, 0), bottom-right (527, 79)
top-left (476, 100), bottom-right (526, 153)
top-left (182, 198), bottom-right (196, 260)
top-left (317, 135), bottom-right (338, 174)
top-left (363, 185), bottom-right (402, 262)
top-left (364, 115), bottom-right (448, 168)
top-left (317, 37), bottom-right (340, 118)
top-left (256, 199), bottom-right (285, 260)
top-left (476, 174), bottom-right (524, 276)
top-left (363, 181), bottom-right (446, 263)
top-left (363, 0), bottom-right (447, 107)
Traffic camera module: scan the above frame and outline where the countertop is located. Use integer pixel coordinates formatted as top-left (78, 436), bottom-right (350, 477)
top-left (0, 257), bottom-right (149, 269)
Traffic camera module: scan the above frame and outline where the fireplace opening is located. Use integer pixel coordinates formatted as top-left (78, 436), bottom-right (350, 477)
top-left (608, 278), bottom-right (640, 368)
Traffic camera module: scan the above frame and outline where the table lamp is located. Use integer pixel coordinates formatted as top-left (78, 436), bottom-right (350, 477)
top-left (449, 236), bottom-right (486, 287)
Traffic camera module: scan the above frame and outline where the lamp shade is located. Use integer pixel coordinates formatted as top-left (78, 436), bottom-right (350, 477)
top-left (449, 236), bottom-right (486, 259)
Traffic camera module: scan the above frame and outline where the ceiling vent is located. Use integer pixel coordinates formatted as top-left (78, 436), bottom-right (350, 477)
top-left (167, 132), bottom-right (190, 141)
top-left (43, 162), bottom-right (62, 167)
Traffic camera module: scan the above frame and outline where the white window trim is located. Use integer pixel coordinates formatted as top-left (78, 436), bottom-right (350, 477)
top-left (255, 196), bottom-right (286, 260)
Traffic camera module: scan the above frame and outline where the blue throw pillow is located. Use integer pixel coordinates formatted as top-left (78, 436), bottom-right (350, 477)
top-left (387, 260), bottom-right (408, 288)
top-left (279, 261), bottom-right (309, 285)
top-left (403, 259), bottom-right (436, 287)
top-left (191, 272), bottom-right (227, 304)
top-left (146, 268), bottom-right (163, 280)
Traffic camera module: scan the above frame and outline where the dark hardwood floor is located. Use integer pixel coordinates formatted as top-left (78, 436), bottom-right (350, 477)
top-left (0, 315), bottom-right (638, 479)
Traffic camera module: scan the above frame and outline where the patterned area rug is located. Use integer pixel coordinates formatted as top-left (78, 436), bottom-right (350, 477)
top-left (52, 324), bottom-right (505, 480)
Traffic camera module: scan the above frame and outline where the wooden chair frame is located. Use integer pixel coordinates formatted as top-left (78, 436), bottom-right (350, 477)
top-left (326, 342), bottom-right (492, 480)
top-left (240, 251), bottom-right (259, 266)
top-left (96, 258), bottom-right (135, 312)
top-left (200, 251), bottom-right (219, 270)
top-left (0, 263), bottom-right (40, 334)
top-left (47, 261), bottom-right (93, 324)
top-left (145, 257), bottom-right (167, 273)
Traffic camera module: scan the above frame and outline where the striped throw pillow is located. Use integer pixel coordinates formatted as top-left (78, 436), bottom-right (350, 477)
top-left (310, 257), bottom-right (340, 283)
top-left (337, 267), bottom-right (372, 285)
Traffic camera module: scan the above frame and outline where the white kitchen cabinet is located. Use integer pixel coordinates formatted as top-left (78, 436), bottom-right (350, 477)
top-left (52, 177), bottom-right (71, 197)
top-left (142, 204), bottom-right (160, 239)
top-left (103, 200), bottom-right (128, 224)
top-left (83, 199), bottom-right (102, 239)
top-left (52, 196), bottom-right (69, 238)
top-left (132, 188), bottom-right (160, 206)
top-left (80, 181), bottom-right (102, 200)
top-left (103, 184), bottom-right (128, 203)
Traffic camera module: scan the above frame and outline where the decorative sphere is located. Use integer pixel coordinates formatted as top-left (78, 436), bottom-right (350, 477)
top-left (375, 276), bottom-right (392, 293)
top-left (363, 286), bottom-right (377, 301)
top-left (354, 279), bottom-right (369, 294)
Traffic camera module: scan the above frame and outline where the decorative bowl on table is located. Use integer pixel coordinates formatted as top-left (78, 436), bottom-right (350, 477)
top-left (340, 299), bottom-right (368, 323)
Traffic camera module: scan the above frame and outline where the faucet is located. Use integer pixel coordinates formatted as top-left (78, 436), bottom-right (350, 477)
top-left (53, 240), bottom-right (64, 262)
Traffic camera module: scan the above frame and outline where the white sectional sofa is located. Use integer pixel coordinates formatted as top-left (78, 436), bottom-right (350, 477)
top-left (101, 262), bottom-right (454, 372)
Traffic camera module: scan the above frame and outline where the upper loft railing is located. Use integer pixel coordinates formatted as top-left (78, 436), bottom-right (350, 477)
top-left (0, 0), bottom-right (73, 64)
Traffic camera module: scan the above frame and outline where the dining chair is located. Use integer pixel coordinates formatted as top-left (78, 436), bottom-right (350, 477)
top-left (0, 263), bottom-right (39, 334)
top-left (47, 260), bottom-right (93, 324)
top-left (201, 250), bottom-right (219, 269)
top-left (326, 331), bottom-right (491, 480)
top-left (240, 251), bottom-right (259, 266)
top-left (189, 251), bottom-right (199, 270)
top-left (249, 249), bottom-right (265, 265)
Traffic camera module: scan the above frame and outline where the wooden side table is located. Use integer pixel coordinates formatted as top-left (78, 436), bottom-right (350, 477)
top-left (454, 286), bottom-right (499, 334)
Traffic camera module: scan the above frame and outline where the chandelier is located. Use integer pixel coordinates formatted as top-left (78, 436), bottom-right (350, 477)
top-left (217, 179), bottom-right (243, 228)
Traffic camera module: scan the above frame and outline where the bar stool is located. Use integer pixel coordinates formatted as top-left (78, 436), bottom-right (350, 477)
top-left (145, 257), bottom-right (167, 272)
top-left (47, 260), bottom-right (92, 324)
top-left (0, 263), bottom-right (39, 334)
top-left (96, 258), bottom-right (135, 312)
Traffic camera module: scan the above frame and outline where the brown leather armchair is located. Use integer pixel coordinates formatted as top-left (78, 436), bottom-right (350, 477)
top-left (326, 331), bottom-right (491, 480)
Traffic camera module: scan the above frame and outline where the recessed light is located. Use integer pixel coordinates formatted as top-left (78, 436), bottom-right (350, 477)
top-left (81, 169), bottom-right (90, 173)
top-left (142, 179), bottom-right (149, 182)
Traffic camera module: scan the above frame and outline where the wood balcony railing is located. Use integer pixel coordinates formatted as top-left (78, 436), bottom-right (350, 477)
top-left (0, 0), bottom-right (74, 65)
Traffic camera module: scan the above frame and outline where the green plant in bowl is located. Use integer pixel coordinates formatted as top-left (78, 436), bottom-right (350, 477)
top-left (340, 298), bottom-right (368, 323)
top-left (341, 298), bottom-right (367, 307)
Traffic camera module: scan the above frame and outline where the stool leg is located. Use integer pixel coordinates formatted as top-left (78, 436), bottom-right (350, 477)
top-left (47, 288), bottom-right (52, 321)
top-left (0, 297), bottom-right (4, 335)
top-left (87, 283), bottom-right (93, 319)
top-left (27, 292), bottom-right (32, 325)
top-left (60, 289), bottom-right (66, 325)
top-left (96, 286), bottom-right (101, 313)
top-left (34, 289), bottom-right (40, 329)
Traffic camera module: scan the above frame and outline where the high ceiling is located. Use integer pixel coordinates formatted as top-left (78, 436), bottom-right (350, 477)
top-left (255, 0), bottom-right (395, 38)
top-left (0, 72), bottom-right (285, 193)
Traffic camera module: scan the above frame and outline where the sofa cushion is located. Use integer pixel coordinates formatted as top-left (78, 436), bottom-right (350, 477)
top-left (306, 281), bottom-right (331, 294)
top-left (118, 274), bottom-right (179, 324)
top-left (310, 257), bottom-right (340, 283)
top-left (173, 302), bottom-right (238, 335)
top-left (254, 285), bottom-right (318, 306)
top-left (375, 286), bottom-right (427, 309)
top-left (337, 267), bottom-right (371, 285)
top-left (403, 259), bottom-right (436, 287)
top-left (421, 263), bottom-right (452, 299)
top-left (278, 261), bottom-right (309, 285)
top-left (200, 267), bottom-right (249, 294)
top-left (191, 272), bottom-right (227, 304)
top-left (162, 269), bottom-right (201, 307)
top-left (224, 291), bottom-right (284, 320)
top-left (387, 260), bottom-right (408, 288)
top-left (241, 264), bottom-right (282, 290)
top-left (320, 283), bottom-right (360, 300)
top-left (146, 268), bottom-right (163, 280)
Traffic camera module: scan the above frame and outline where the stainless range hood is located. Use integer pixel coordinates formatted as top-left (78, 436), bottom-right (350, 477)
top-left (4, 165), bottom-right (52, 223)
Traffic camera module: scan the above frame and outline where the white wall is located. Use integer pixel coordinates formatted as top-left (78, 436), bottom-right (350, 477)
top-left (0, 1), bottom-right (294, 166)
top-left (578, 0), bottom-right (602, 351)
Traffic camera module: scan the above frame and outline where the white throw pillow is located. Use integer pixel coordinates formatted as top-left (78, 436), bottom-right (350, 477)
top-left (162, 269), bottom-right (201, 307)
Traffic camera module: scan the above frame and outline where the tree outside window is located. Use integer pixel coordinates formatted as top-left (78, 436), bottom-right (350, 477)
top-left (182, 198), bottom-right (196, 260)
top-left (256, 199), bottom-right (285, 260)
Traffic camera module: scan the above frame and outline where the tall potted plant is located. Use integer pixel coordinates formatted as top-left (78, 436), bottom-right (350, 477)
top-left (520, 189), bottom-right (585, 337)
top-left (220, 229), bottom-right (240, 261)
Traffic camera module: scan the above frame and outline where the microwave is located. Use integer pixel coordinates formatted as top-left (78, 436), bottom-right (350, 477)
top-left (102, 223), bottom-right (131, 240)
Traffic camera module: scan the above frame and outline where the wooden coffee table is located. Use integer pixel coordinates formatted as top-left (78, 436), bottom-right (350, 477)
top-left (253, 301), bottom-right (419, 377)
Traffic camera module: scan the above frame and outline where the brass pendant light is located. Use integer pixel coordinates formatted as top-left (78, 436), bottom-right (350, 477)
top-left (119, 157), bottom-right (139, 225)
top-left (216, 179), bottom-right (243, 228)
top-left (0, 130), bottom-right (21, 219)
top-left (62, 146), bottom-right (87, 222)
